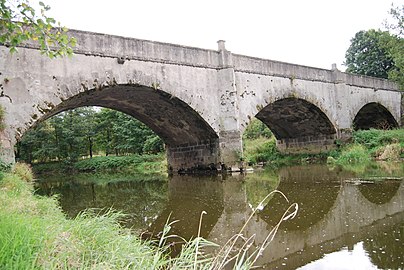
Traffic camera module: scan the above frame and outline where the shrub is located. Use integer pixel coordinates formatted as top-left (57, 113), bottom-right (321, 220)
top-left (244, 137), bottom-right (278, 164)
top-left (243, 118), bottom-right (273, 140)
top-left (376, 143), bottom-right (403, 161)
top-left (336, 144), bottom-right (371, 164)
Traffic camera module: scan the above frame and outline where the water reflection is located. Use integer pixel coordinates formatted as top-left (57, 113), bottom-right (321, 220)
top-left (36, 163), bottom-right (404, 269)
top-left (36, 179), bottom-right (168, 232)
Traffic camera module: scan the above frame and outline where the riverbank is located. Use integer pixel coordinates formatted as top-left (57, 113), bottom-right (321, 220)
top-left (28, 129), bottom-right (404, 178)
top-left (32, 153), bottom-right (167, 178)
top-left (243, 129), bottom-right (404, 168)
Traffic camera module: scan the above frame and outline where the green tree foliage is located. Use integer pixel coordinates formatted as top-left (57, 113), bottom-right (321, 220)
top-left (344, 29), bottom-right (395, 79)
top-left (383, 4), bottom-right (404, 89)
top-left (0, 0), bottom-right (76, 57)
top-left (16, 107), bottom-right (164, 163)
top-left (384, 4), bottom-right (403, 37)
top-left (243, 118), bottom-right (272, 140)
top-left (345, 5), bottom-right (403, 89)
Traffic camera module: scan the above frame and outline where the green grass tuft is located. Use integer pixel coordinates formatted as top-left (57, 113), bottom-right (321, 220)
top-left (335, 144), bottom-right (371, 165)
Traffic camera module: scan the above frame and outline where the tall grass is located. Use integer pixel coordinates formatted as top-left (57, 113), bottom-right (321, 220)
top-left (0, 165), bottom-right (164, 269)
top-left (334, 144), bottom-right (371, 164)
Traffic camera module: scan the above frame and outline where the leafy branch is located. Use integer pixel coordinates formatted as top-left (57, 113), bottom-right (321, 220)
top-left (0, 0), bottom-right (76, 58)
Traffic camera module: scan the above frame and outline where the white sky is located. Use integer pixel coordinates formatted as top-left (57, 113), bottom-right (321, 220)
top-left (47, 0), bottom-right (401, 70)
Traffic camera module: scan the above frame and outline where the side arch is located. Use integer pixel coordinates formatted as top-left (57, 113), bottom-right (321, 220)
top-left (20, 84), bottom-right (220, 173)
top-left (255, 98), bottom-right (337, 153)
top-left (353, 102), bottom-right (399, 130)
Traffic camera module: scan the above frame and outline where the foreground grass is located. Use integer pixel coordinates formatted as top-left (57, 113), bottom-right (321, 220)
top-left (0, 165), bottom-right (168, 269)
top-left (1, 163), bottom-right (295, 269)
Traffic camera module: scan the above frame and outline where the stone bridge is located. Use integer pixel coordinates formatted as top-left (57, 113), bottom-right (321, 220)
top-left (0, 30), bottom-right (402, 172)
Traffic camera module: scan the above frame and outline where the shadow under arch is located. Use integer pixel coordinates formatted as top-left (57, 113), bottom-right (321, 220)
top-left (28, 84), bottom-right (219, 172)
top-left (255, 98), bottom-right (336, 152)
top-left (39, 84), bottom-right (218, 146)
top-left (353, 102), bottom-right (398, 130)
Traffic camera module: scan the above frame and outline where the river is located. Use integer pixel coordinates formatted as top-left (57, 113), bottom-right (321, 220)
top-left (35, 163), bottom-right (404, 270)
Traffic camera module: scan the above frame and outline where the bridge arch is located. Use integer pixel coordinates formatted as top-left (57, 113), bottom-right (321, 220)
top-left (253, 97), bottom-right (337, 153)
top-left (15, 84), bottom-right (220, 173)
top-left (353, 102), bottom-right (399, 130)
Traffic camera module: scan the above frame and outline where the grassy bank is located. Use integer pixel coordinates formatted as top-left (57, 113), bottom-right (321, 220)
top-left (243, 137), bottom-right (328, 167)
top-left (243, 129), bottom-right (404, 167)
top-left (32, 153), bottom-right (167, 177)
top-left (0, 164), bottom-right (167, 269)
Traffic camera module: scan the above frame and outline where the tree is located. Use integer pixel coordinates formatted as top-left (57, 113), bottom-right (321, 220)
top-left (383, 4), bottom-right (404, 89)
top-left (345, 5), bottom-right (403, 90)
top-left (344, 29), bottom-right (395, 79)
top-left (384, 4), bottom-right (403, 37)
top-left (16, 107), bottom-right (165, 163)
top-left (0, 0), bottom-right (76, 57)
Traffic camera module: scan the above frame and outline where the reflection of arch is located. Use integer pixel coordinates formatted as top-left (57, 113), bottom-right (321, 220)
top-left (358, 181), bottom-right (401, 205)
top-left (145, 175), bottom-right (224, 256)
top-left (353, 102), bottom-right (398, 130)
top-left (258, 165), bottom-right (343, 231)
top-left (255, 98), bottom-right (336, 140)
top-left (34, 85), bottom-right (218, 146)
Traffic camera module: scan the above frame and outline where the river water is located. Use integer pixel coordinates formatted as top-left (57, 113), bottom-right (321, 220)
top-left (35, 163), bottom-right (404, 269)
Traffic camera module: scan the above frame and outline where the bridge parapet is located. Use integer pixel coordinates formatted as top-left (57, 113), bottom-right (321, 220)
top-left (233, 54), bottom-right (399, 91)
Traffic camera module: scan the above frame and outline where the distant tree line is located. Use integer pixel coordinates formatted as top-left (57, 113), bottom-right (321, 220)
top-left (16, 107), bottom-right (164, 163)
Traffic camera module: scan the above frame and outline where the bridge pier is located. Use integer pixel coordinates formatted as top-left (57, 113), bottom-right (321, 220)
top-left (166, 140), bottom-right (220, 173)
top-left (217, 41), bottom-right (244, 171)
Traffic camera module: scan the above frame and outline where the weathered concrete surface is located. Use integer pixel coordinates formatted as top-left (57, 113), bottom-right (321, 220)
top-left (0, 29), bottom-right (402, 171)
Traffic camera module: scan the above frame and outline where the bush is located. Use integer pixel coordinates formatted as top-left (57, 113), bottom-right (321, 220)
top-left (376, 143), bottom-right (403, 161)
top-left (353, 129), bottom-right (404, 152)
top-left (243, 118), bottom-right (273, 140)
top-left (244, 137), bottom-right (278, 164)
top-left (336, 144), bottom-right (371, 164)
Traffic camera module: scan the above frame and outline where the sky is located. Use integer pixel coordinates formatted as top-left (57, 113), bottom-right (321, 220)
top-left (47, 0), bottom-right (401, 71)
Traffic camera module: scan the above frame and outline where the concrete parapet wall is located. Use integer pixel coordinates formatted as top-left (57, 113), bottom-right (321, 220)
top-left (233, 54), bottom-right (400, 91)
top-left (22, 29), bottom-right (221, 69)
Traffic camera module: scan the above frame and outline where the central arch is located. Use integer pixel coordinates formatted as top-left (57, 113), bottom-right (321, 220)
top-left (255, 98), bottom-right (337, 153)
top-left (31, 84), bottom-right (220, 173)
